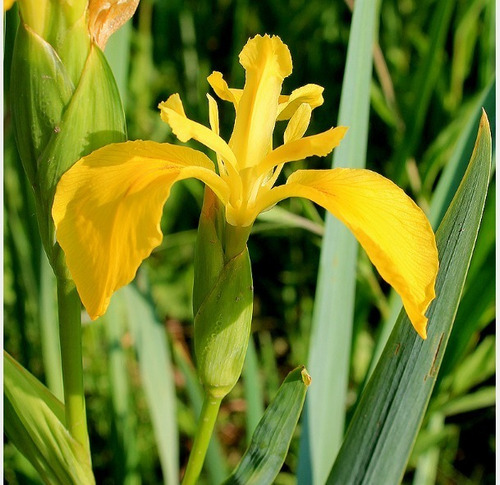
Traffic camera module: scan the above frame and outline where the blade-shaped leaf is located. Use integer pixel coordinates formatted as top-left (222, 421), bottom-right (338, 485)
top-left (120, 284), bottom-right (179, 485)
top-left (327, 111), bottom-right (491, 484)
top-left (223, 366), bottom-right (311, 485)
top-left (4, 352), bottom-right (95, 484)
top-left (298, 0), bottom-right (381, 483)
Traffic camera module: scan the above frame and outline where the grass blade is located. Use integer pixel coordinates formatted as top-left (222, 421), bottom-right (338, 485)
top-left (327, 112), bottom-right (491, 484)
top-left (242, 336), bottom-right (265, 440)
top-left (223, 366), bottom-right (311, 485)
top-left (120, 284), bottom-right (179, 485)
top-left (298, 1), bottom-right (380, 483)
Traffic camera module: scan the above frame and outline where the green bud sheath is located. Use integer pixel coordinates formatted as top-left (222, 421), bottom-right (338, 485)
top-left (10, 20), bottom-right (127, 270)
top-left (193, 189), bottom-right (254, 398)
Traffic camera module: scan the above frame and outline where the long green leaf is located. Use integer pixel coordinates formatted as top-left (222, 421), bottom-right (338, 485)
top-left (223, 366), bottom-right (311, 485)
top-left (105, 294), bottom-right (141, 484)
top-left (4, 352), bottom-right (94, 484)
top-left (121, 284), bottom-right (179, 485)
top-left (327, 112), bottom-right (491, 484)
top-left (298, 1), bottom-right (380, 483)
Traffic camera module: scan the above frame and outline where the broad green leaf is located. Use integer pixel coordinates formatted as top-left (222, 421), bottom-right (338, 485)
top-left (4, 352), bottom-right (95, 484)
top-left (223, 366), bottom-right (311, 485)
top-left (327, 112), bottom-right (491, 485)
top-left (298, 0), bottom-right (380, 483)
top-left (120, 284), bottom-right (179, 485)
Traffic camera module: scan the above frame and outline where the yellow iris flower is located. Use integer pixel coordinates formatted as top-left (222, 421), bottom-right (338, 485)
top-left (52, 34), bottom-right (438, 338)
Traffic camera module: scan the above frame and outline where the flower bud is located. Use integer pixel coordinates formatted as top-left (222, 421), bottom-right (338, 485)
top-left (9, 2), bottom-right (133, 270)
top-left (193, 189), bottom-right (254, 398)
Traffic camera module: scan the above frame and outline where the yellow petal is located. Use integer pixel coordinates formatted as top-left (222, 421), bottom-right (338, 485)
top-left (258, 126), bottom-right (348, 176)
top-left (259, 169), bottom-right (438, 338)
top-left (229, 34), bottom-right (292, 168)
top-left (52, 140), bottom-right (229, 319)
top-left (284, 103), bottom-right (312, 143)
top-left (159, 94), bottom-right (238, 170)
top-left (277, 84), bottom-right (324, 121)
top-left (4, 0), bottom-right (15, 11)
top-left (207, 93), bottom-right (220, 135)
top-left (207, 71), bottom-right (242, 108)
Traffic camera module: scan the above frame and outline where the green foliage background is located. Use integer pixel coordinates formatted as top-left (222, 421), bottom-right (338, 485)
top-left (4, 0), bottom-right (495, 483)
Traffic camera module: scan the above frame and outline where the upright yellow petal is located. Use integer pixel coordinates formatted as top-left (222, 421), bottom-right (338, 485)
top-left (277, 84), bottom-right (324, 120)
top-left (258, 169), bottom-right (438, 337)
top-left (53, 140), bottom-right (229, 319)
top-left (229, 34), bottom-right (292, 168)
top-left (207, 71), bottom-right (242, 108)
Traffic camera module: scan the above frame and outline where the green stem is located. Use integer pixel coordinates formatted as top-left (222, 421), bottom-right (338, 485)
top-left (182, 392), bottom-right (222, 485)
top-left (56, 275), bottom-right (90, 457)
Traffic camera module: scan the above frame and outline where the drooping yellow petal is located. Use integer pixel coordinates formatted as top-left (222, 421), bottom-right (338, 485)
top-left (258, 168), bottom-right (438, 338)
top-left (159, 94), bottom-right (238, 170)
top-left (277, 84), bottom-right (324, 120)
top-left (258, 126), bottom-right (348, 176)
top-left (229, 34), bottom-right (292, 168)
top-left (52, 140), bottom-right (229, 319)
top-left (207, 71), bottom-right (242, 108)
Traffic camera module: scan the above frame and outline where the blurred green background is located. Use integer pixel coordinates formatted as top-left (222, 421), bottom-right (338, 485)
top-left (4, 0), bottom-right (495, 483)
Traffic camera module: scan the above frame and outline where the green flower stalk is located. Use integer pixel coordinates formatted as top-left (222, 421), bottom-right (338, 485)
top-left (8, 0), bottom-right (138, 460)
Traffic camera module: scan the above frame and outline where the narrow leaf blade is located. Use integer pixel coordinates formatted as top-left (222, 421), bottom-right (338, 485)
top-left (224, 366), bottom-right (311, 485)
top-left (298, 1), bottom-right (380, 483)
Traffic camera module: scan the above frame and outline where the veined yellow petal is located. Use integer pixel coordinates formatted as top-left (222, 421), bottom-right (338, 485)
top-left (52, 140), bottom-right (229, 319)
top-left (207, 71), bottom-right (242, 108)
top-left (258, 126), bottom-right (348, 176)
top-left (229, 34), bottom-right (292, 168)
top-left (284, 103), bottom-right (312, 143)
top-left (258, 169), bottom-right (438, 338)
top-left (277, 84), bottom-right (324, 121)
top-left (159, 94), bottom-right (238, 170)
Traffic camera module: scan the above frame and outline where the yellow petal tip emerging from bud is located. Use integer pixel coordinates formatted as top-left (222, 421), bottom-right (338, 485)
top-left (89, 0), bottom-right (140, 50)
top-left (301, 367), bottom-right (312, 387)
